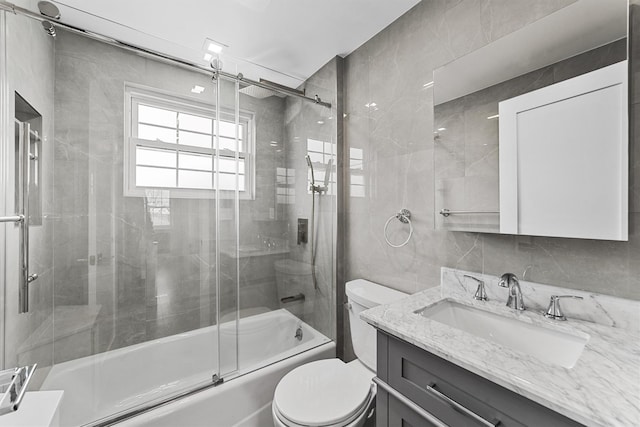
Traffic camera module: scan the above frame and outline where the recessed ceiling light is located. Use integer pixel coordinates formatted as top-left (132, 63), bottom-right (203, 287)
top-left (208, 42), bottom-right (222, 53)
top-left (317, 120), bottom-right (325, 125)
top-left (487, 114), bottom-right (499, 120)
top-left (203, 38), bottom-right (226, 54)
top-left (438, 127), bottom-right (446, 131)
top-left (191, 85), bottom-right (205, 94)
top-left (423, 81), bottom-right (434, 88)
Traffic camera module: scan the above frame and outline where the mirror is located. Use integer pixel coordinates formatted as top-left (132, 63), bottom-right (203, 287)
top-left (433, 0), bottom-right (628, 240)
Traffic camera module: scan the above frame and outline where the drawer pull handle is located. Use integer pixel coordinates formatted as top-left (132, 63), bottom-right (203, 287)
top-left (426, 382), bottom-right (500, 427)
top-left (373, 377), bottom-right (448, 427)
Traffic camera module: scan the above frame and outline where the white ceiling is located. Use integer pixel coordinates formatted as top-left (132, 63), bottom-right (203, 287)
top-left (21, 0), bottom-right (420, 88)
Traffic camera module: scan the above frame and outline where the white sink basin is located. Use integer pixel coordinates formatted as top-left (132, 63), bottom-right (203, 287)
top-left (416, 300), bottom-right (589, 368)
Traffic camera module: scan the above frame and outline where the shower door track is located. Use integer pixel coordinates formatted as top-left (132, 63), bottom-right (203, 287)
top-left (0, 1), bottom-right (332, 109)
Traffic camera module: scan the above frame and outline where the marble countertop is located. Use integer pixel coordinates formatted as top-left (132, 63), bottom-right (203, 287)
top-left (361, 284), bottom-right (640, 427)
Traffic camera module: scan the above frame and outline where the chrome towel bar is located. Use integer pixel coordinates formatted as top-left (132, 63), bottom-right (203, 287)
top-left (0, 215), bottom-right (24, 223)
top-left (440, 208), bottom-right (499, 217)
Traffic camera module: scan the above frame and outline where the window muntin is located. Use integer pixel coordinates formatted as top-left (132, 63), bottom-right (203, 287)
top-left (306, 138), bottom-right (336, 195)
top-left (145, 189), bottom-right (171, 228)
top-left (125, 86), bottom-right (254, 199)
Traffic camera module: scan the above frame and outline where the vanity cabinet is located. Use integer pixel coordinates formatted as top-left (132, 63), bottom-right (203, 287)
top-left (375, 331), bottom-right (584, 427)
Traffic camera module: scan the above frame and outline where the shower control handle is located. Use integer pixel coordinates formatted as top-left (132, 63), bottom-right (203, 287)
top-left (297, 218), bottom-right (308, 244)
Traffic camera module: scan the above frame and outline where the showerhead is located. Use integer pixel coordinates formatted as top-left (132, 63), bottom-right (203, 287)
top-left (41, 20), bottom-right (56, 37)
top-left (239, 85), bottom-right (285, 99)
top-left (38, 1), bottom-right (60, 19)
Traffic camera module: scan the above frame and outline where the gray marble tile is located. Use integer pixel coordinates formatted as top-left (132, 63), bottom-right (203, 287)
top-left (480, 0), bottom-right (577, 43)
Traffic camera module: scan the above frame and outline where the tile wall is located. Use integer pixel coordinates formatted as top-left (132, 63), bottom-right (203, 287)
top-left (343, 0), bottom-right (639, 357)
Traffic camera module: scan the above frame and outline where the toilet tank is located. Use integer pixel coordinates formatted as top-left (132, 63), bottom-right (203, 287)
top-left (346, 279), bottom-right (407, 372)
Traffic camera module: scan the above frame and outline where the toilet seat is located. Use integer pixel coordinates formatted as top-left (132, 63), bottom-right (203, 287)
top-left (273, 390), bottom-right (374, 427)
top-left (273, 359), bottom-right (374, 427)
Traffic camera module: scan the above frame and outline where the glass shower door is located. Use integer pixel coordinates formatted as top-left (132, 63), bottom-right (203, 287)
top-left (0, 9), bottom-right (56, 402)
top-left (1, 10), bottom-right (242, 424)
top-left (216, 75), bottom-right (240, 378)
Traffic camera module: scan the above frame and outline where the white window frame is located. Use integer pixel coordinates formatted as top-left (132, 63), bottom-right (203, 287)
top-left (306, 138), bottom-right (336, 195)
top-left (124, 84), bottom-right (255, 199)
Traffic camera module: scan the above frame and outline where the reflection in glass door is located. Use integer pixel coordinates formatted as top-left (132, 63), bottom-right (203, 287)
top-left (216, 75), bottom-right (240, 378)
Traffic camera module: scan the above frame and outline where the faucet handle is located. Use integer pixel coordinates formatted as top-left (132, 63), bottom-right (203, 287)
top-left (464, 275), bottom-right (487, 301)
top-left (544, 295), bottom-right (584, 321)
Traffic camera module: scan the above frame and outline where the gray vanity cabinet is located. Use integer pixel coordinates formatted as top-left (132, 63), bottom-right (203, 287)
top-left (375, 331), bottom-right (584, 427)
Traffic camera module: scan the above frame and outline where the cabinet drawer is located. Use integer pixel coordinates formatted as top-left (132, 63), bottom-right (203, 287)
top-left (376, 379), bottom-right (453, 427)
top-left (382, 332), bottom-right (583, 427)
top-left (389, 391), bottom-right (441, 427)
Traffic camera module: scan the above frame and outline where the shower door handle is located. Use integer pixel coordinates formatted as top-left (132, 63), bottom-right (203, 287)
top-left (16, 121), bottom-right (38, 313)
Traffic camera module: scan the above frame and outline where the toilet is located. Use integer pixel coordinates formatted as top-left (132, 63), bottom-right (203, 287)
top-left (272, 279), bottom-right (407, 427)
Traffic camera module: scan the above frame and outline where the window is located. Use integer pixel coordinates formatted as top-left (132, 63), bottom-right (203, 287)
top-left (306, 138), bottom-right (336, 195)
top-left (349, 147), bottom-right (365, 198)
top-left (124, 85), bottom-right (254, 199)
top-left (144, 189), bottom-right (171, 228)
top-left (276, 167), bottom-right (296, 205)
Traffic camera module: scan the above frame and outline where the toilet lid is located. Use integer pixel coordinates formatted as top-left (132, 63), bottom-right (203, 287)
top-left (274, 359), bottom-right (372, 427)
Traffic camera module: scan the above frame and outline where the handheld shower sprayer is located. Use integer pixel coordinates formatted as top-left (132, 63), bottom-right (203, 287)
top-left (306, 155), bottom-right (316, 191)
top-left (306, 155), bottom-right (332, 194)
top-left (305, 155), bottom-right (333, 291)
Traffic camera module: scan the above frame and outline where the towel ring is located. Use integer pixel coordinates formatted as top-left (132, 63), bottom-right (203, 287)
top-left (384, 209), bottom-right (413, 248)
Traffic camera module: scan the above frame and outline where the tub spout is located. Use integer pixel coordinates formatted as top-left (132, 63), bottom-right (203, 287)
top-left (280, 293), bottom-right (305, 304)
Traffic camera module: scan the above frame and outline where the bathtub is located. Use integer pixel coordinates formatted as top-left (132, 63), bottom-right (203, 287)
top-left (41, 309), bottom-right (334, 426)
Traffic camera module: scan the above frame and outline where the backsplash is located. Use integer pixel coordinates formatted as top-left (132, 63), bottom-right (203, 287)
top-left (441, 267), bottom-right (640, 333)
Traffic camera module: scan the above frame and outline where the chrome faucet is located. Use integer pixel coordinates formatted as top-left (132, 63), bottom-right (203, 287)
top-left (498, 273), bottom-right (525, 311)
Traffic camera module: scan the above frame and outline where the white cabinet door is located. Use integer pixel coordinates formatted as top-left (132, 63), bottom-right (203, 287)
top-left (499, 60), bottom-right (628, 240)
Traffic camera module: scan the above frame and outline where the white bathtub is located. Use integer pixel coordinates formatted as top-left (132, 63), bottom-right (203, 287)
top-left (41, 309), bottom-right (334, 426)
